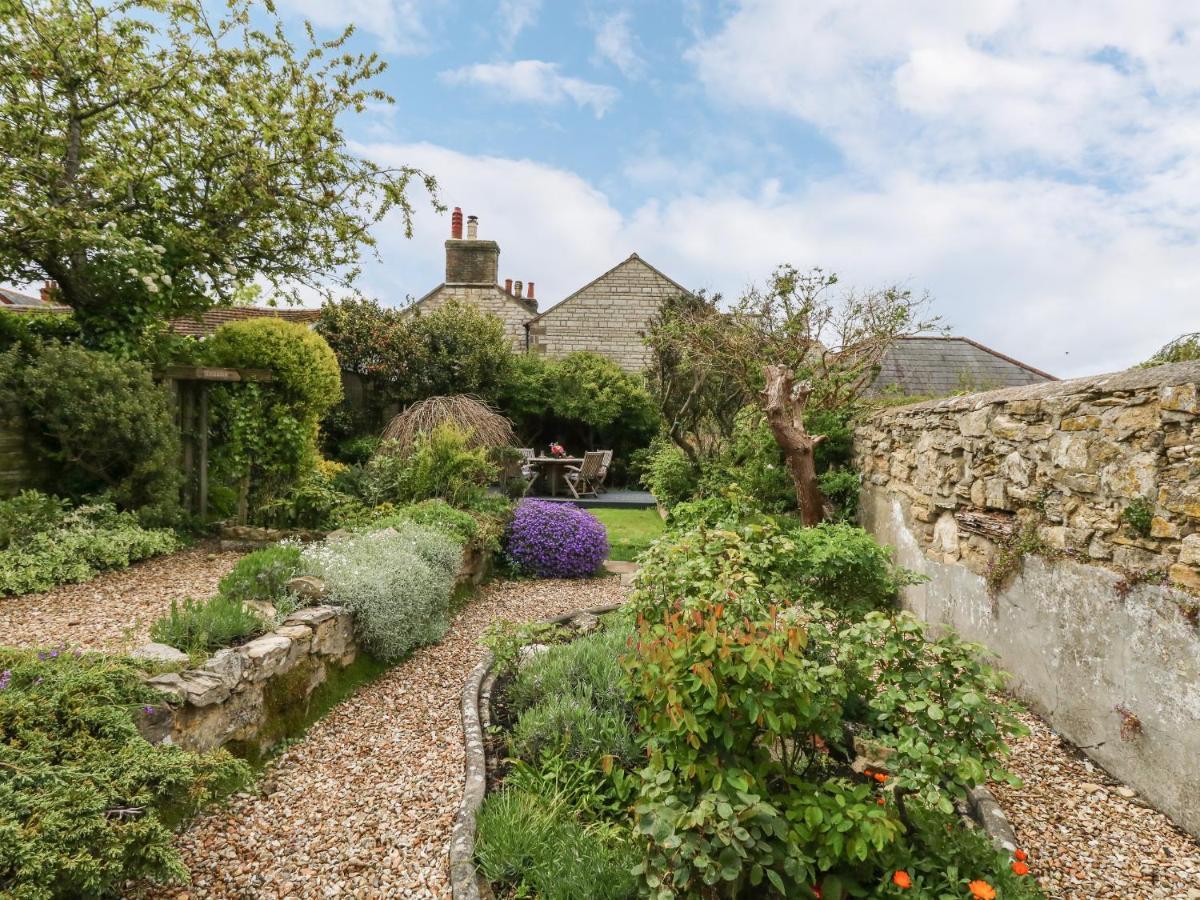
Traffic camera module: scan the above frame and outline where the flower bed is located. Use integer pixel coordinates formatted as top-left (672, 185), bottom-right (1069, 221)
top-left (462, 512), bottom-right (1046, 899)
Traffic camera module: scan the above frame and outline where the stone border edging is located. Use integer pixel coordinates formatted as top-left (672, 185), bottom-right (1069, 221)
top-left (447, 600), bottom-right (1019, 898)
top-left (968, 785), bottom-right (1020, 852)
top-left (448, 600), bottom-right (625, 900)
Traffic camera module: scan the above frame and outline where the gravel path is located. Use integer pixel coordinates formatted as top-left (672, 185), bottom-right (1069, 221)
top-left (993, 709), bottom-right (1200, 899)
top-left (153, 575), bottom-right (629, 899)
top-left (0, 543), bottom-right (242, 653)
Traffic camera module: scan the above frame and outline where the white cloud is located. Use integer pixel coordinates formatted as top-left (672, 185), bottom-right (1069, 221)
top-left (274, 0), bottom-right (431, 54)
top-left (440, 60), bottom-right (618, 117)
top-left (497, 0), bottom-right (541, 48)
top-left (592, 10), bottom-right (645, 78)
top-left (686, 1), bottom-right (1200, 179)
top-left (354, 141), bottom-right (1198, 378)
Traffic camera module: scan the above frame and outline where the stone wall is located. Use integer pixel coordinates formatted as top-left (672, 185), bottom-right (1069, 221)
top-left (527, 254), bottom-right (684, 373)
top-left (406, 284), bottom-right (532, 352)
top-left (140, 605), bottom-right (357, 754)
top-left (853, 360), bottom-right (1200, 837)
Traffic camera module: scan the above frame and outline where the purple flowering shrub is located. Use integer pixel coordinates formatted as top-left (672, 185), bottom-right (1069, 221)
top-left (505, 500), bottom-right (609, 578)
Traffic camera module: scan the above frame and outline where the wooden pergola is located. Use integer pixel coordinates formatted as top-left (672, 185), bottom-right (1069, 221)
top-left (160, 365), bottom-right (273, 520)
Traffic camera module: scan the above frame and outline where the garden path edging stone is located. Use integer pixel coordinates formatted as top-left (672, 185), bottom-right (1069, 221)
top-left (449, 600), bottom-right (626, 900)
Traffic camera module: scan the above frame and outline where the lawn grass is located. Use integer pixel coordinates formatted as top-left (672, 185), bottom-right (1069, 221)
top-left (591, 507), bottom-right (665, 562)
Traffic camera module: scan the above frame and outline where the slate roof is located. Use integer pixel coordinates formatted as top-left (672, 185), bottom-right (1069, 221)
top-left (871, 336), bottom-right (1055, 398)
top-left (0, 287), bottom-right (55, 308)
top-left (168, 306), bottom-right (321, 337)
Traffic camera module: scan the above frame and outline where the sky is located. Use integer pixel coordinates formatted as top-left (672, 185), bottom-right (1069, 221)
top-left (25, 1), bottom-right (1200, 378)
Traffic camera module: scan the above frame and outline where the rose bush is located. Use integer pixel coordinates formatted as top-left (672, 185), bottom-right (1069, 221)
top-left (504, 499), bottom-right (608, 579)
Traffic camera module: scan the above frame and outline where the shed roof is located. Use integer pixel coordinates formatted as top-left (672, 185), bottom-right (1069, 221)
top-left (871, 336), bottom-right (1055, 398)
top-left (168, 306), bottom-right (321, 337)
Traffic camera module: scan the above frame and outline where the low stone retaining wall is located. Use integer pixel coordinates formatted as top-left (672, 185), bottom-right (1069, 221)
top-left (138, 605), bottom-right (356, 754)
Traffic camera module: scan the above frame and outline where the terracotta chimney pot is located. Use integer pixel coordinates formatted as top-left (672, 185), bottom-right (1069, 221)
top-left (504, 278), bottom-right (513, 294)
top-left (526, 281), bottom-right (535, 300)
top-left (451, 207), bottom-right (463, 239)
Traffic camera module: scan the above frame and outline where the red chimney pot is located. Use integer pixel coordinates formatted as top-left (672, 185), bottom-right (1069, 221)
top-left (504, 278), bottom-right (513, 294)
top-left (450, 207), bottom-right (463, 239)
top-left (526, 281), bottom-right (535, 300)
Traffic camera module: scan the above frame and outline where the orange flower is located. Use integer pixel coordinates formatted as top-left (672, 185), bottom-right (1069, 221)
top-left (892, 870), bottom-right (912, 889)
top-left (1013, 848), bottom-right (1028, 861)
top-left (874, 772), bottom-right (888, 783)
top-left (1012, 861), bottom-right (1030, 876)
top-left (968, 881), bottom-right (996, 900)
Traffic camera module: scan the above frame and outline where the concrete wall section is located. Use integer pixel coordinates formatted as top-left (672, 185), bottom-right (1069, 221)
top-left (861, 487), bottom-right (1200, 839)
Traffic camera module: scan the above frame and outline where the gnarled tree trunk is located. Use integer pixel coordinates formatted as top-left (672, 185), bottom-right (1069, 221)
top-left (762, 364), bottom-right (826, 526)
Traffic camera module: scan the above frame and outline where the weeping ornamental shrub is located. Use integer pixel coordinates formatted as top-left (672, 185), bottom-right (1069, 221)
top-left (504, 499), bottom-right (608, 579)
top-left (301, 524), bottom-right (462, 661)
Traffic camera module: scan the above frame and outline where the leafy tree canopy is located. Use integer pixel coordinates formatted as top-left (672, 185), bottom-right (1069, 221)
top-left (0, 0), bottom-right (436, 345)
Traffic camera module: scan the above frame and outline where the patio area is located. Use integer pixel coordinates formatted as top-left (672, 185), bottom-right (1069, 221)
top-left (530, 488), bottom-right (657, 509)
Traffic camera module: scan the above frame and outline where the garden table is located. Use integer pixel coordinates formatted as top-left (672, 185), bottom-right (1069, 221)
top-left (529, 457), bottom-right (583, 496)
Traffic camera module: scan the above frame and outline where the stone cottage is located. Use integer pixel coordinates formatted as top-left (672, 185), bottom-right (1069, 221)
top-left (404, 208), bottom-right (688, 373)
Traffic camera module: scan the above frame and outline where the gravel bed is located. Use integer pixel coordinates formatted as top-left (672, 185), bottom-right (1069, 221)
top-left (0, 543), bottom-right (242, 653)
top-left (992, 709), bottom-right (1200, 899)
top-left (152, 575), bottom-right (629, 899)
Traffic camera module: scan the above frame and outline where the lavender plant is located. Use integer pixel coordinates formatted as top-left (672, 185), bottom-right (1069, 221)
top-left (504, 500), bottom-right (608, 579)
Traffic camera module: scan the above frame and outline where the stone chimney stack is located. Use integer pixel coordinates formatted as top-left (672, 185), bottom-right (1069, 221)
top-left (444, 211), bottom-right (499, 285)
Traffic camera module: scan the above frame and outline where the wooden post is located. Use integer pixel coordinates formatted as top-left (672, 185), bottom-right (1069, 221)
top-left (237, 473), bottom-right (250, 525)
top-left (181, 384), bottom-right (195, 514)
top-left (198, 386), bottom-right (209, 521)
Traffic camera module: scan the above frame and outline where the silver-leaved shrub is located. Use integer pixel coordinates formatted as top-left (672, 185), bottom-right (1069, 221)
top-left (302, 523), bottom-right (462, 661)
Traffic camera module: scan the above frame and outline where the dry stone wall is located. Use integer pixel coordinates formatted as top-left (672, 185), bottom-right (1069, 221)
top-left (853, 360), bottom-right (1200, 838)
top-left (140, 605), bottom-right (356, 754)
top-left (527, 255), bottom-right (683, 373)
top-left (855, 360), bottom-right (1200, 583)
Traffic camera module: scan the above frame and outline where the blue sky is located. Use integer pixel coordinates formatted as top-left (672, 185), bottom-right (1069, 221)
top-left (277, 3), bottom-right (1199, 375)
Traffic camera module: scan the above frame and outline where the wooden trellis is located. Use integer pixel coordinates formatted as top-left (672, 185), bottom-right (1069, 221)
top-left (161, 366), bottom-right (272, 519)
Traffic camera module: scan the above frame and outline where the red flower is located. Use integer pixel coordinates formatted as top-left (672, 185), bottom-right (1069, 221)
top-left (1012, 861), bottom-right (1030, 876)
top-left (892, 870), bottom-right (912, 889)
top-left (1013, 848), bottom-right (1028, 861)
top-left (874, 772), bottom-right (888, 783)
